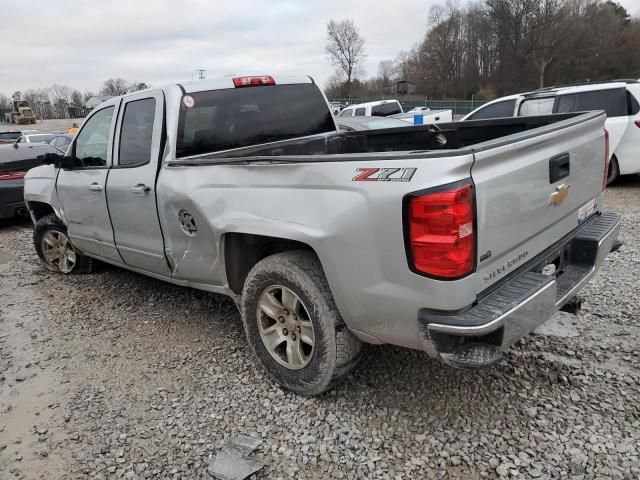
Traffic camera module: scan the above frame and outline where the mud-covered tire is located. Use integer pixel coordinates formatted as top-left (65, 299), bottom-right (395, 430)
top-left (607, 156), bottom-right (619, 186)
top-left (34, 213), bottom-right (94, 274)
top-left (241, 250), bottom-right (363, 395)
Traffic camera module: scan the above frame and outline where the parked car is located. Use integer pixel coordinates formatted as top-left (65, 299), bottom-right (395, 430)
top-left (336, 116), bottom-right (413, 131)
top-left (0, 142), bottom-right (58, 219)
top-left (339, 99), bottom-right (403, 117)
top-left (16, 133), bottom-right (56, 144)
top-left (24, 75), bottom-right (619, 395)
top-left (462, 80), bottom-right (640, 184)
top-left (47, 134), bottom-right (73, 154)
top-left (0, 131), bottom-right (22, 144)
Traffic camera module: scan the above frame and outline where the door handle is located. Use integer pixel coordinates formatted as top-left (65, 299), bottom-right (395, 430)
top-left (131, 184), bottom-right (151, 195)
top-left (549, 153), bottom-right (570, 183)
top-left (88, 183), bottom-right (103, 192)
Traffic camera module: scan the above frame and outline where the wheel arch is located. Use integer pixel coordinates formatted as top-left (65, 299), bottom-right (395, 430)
top-left (222, 232), bottom-right (317, 295)
top-left (26, 201), bottom-right (57, 223)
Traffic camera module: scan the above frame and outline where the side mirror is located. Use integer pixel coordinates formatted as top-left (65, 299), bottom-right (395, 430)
top-left (38, 152), bottom-right (76, 169)
top-left (13, 142), bottom-right (18, 149)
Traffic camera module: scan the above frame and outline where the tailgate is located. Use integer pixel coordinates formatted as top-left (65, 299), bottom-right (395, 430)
top-left (471, 112), bottom-right (606, 292)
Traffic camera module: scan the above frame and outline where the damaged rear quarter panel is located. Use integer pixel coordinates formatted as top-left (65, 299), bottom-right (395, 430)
top-left (156, 152), bottom-right (476, 350)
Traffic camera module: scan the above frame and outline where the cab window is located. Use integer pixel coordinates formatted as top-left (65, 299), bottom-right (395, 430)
top-left (518, 97), bottom-right (555, 116)
top-left (74, 107), bottom-right (114, 167)
top-left (467, 99), bottom-right (516, 120)
top-left (118, 98), bottom-right (156, 166)
top-left (339, 109), bottom-right (354, 117)
top-left (354, 108), bottom-right (366, 116)
top-left (554, 88), bottom-right (627, 118)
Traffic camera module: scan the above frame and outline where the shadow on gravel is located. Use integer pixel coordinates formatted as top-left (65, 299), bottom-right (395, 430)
top-left (608, 174), bottom-right (640, 189)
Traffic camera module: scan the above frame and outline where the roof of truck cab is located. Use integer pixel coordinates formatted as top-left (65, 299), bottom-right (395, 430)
top-left (83, 76), bottom-right (317, 109)
top-left (179, 75), bottom-right (314, 94)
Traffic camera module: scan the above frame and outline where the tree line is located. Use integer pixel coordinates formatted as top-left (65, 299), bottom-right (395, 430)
top-left (325, 0), bottom-right (640, 100)
top-left (0, 78), bottom-right (150, 117)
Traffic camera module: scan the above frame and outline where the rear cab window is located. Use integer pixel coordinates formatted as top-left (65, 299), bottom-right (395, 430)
top-left (176, 83), bottom-right (336, 157)
top-left (354, 108), bottom-right (366, 116)
top-left (467, 99), bottom-right (516, 120)
top-left (371, 102), bottom-right (402, 117)
top-left (554, 88), bottom-right (627, 118)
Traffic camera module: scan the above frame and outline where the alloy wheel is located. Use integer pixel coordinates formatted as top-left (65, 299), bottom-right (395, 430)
top-left (256, 285), bottom-right (315, 370)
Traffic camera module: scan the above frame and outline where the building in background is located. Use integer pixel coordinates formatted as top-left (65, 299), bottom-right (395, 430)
top-left (385, 81), bottom-right (416, 95)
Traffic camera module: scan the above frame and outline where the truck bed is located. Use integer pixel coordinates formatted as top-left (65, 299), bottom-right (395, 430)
top-left (169, 112), bottom-right (589, 165)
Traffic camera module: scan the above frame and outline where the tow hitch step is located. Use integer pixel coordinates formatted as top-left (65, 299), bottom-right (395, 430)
top-left (441, 343), bottom-right (503, 368)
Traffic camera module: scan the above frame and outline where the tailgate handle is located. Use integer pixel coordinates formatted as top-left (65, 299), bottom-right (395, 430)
top-left (549, 153), bottom-right (570, 183)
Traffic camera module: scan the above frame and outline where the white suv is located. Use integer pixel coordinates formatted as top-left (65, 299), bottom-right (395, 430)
top-left (462, 80), bottom-right (640, 184)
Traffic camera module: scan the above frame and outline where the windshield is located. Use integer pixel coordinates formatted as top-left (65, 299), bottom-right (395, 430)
top-left (176, 83), bottom-right (336, 157)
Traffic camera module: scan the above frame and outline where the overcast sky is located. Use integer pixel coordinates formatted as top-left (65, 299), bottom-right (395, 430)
top-left (2, 0), bottom-right (639, 96)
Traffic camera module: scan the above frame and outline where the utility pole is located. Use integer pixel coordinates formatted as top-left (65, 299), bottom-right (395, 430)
top-left (195, 69), bottom-right (206, 80)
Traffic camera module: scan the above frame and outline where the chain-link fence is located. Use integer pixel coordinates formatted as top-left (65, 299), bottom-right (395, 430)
top-left (329, 98), bottom-right (487, 116)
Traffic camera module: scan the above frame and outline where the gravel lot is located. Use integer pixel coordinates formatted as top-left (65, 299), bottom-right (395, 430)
top-left (0, 178), bottom-right (639, 480)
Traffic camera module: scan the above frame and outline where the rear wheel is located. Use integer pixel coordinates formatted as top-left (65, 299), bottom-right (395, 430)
top-left (607, 156), bottom-right (619, 186)
top-left (34, 214), bottom-right (93, 274)
top-left (241, 251), bottom-right (363, 395)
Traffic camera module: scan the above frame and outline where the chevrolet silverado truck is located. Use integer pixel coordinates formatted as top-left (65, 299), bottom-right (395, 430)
top-left (23, 75), bottom-right (620, 395)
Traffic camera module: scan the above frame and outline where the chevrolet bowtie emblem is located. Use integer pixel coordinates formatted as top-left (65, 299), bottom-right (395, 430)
top-left (549, 184), bottom-right (570, 206)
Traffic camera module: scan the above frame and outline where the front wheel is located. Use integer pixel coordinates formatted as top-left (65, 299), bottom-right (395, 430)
top-left (241, 251), bottom-right (363, 395)
top-left (34, 214), bottom-right (93, 274)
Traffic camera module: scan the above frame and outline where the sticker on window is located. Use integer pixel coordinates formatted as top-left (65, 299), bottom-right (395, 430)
top-left (578, 198), bottom-right (596, 224)
top-left (182, 95), bottom-right (195, 109)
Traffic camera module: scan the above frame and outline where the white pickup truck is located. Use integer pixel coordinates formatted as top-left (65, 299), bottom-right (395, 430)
top-left (24, 75), bottom-right (620, 395)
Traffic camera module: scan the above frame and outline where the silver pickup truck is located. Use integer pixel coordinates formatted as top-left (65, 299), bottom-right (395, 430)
top-left (24, 75), bottom-right (620, 395)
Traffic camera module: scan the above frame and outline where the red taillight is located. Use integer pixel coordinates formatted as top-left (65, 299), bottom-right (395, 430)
top-left (635, 120), bottom-right (640, 128)
top-left (0, 171), bottom-right (26, 181)
top-left (603, 128), bottom-right (610, 190)
top-left (406, 182), bottom-right (475, 279)
top-left (232, 76), bottom-right (276, 88)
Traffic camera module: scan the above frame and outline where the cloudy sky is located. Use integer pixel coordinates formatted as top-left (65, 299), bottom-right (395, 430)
top-left (2, 0), bottom-right (639, 96)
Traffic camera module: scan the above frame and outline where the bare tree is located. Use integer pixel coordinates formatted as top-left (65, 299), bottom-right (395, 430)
top-left (23, 88), bottom-right (50, 113)
top-left (529, 0), bottom-right (571, 87)
top-left (71, 90), bottom-right (83, 106)
top-left (324, 0), bottom-right (640, 100)
top-left (378, 59), bottom-right (396, 86)
top-left (48, 84), bottom-right (73, 105)
top-left (326, 19), bottom-right (366, 95)
top-left (0, 93), bottom-right (10, 109)
top-left (83, 90), bottom-right (95, 104)
top-left (100, 78), bottom-right (129, 96)
top-left (128, 82), bottom-right (150, 92)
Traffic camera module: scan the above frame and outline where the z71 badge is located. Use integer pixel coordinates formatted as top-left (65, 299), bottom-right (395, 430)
top-left (353, 167), bottom-right (417, 182)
